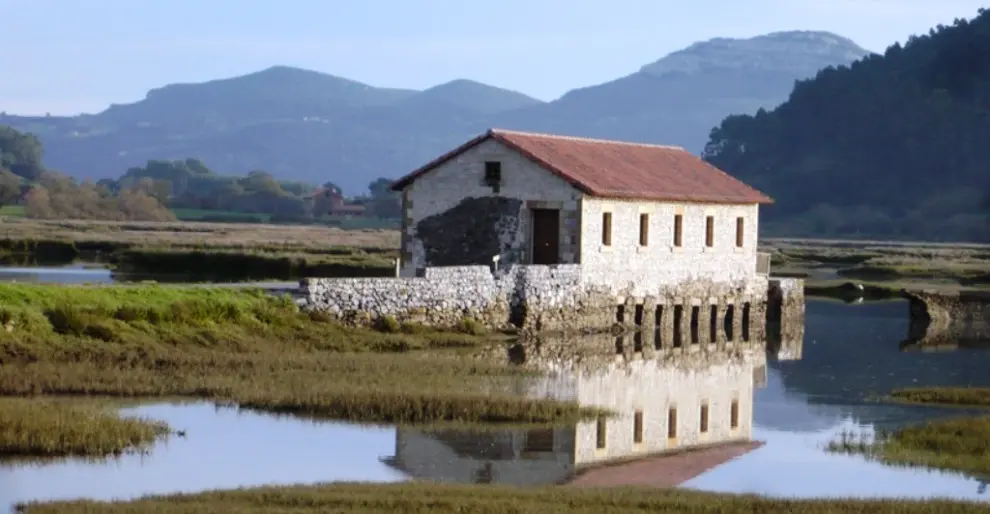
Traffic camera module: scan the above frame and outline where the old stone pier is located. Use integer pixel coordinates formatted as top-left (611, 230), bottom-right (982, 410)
top-left (300, 264), bottom-right (804, 337)
top-left (901, 289), bottom-right (990, 350)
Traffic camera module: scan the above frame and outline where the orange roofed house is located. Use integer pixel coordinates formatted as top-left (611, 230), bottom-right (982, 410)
top-left (389, 129), bottom-right (773, 296)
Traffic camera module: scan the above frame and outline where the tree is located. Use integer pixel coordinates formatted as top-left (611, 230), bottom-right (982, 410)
top-left (0, 169), bottom-right (23, 208)
top-left (366, 177), bottom-right (401, 219)
top-left (702, 9), bottom-right (990, 242)
top-left (0, 126), bottom-right (44, 180)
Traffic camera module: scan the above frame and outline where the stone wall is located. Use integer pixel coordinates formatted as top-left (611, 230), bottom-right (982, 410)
top-left (767, 278), bottom-right (806, 361)
top-left (398, 138), bottom-right (582, 276)
top-left (580, 197), bottom-right (763, 297)
top-left (903, 290), bottom-right (990, 350)
top-left (302, 263), bottom-right (773, 334)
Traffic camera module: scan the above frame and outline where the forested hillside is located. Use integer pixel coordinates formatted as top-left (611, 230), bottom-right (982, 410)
top-left (704, 9), bottom-right (990, 242)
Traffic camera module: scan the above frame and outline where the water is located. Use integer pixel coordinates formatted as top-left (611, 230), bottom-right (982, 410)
top-left (0, 265), bottom-right (297, 289)
top-left (0, 264), bottom-right (113, 284)
top-left (5, 298), bottom-right (990, 510)
top-left (0, 402), bottom-right (405, 510)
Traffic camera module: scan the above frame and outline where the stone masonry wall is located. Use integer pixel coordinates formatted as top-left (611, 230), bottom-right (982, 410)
top-left (303, 263), bottom-right (773, 335)
top-left (904, 290), bottom-right (990, 349)
top-left (581, 198), bottom-right (763, 297)
top-left (399, 138), bottom-right (582, 277)
top-left (767, 278), bottom-right (806, 361)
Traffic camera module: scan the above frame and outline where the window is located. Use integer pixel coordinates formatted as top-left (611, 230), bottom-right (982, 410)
top-left (634, 410), bottom-right (644, 444)
top-left (483, 161), bottom-right (502, 193)
top-left (673, 214), bottom-right (683, 247)
top-left (602, 212), bottom-right (612, 246)
top-left (596, 416), bottom-right (607, 449)
top-left (700, 403), bottom-right (709, 434)
top-left (690, 306), bottom-right (699, 345)
top-left (484, 161), bottom-right (501, 183)
top-left (730, 400), bottom-right (739, 429)
top-left (705, 216), bottom-right (714, 247)
top-left (639, 213), bottom-right (649, 246)
top-left (667, 407), bottom-right (678, 439)
top-left (735, 217), bottom-right (745, 247)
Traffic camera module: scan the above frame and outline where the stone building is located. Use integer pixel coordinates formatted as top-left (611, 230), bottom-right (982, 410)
top-left (390, 128), bottom-right (773, 296)
top-left (381, 336), bottom-right (765, 485)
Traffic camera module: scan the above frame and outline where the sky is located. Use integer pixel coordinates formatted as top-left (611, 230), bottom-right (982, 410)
top-left (1, 0), bottom-right (987, 115)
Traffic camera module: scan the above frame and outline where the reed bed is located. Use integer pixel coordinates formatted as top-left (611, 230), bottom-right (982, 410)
top-left (0, 398), bottom-right (169, 458)
top-left (17, 483), bottom-right (990, 513)
top-left (0, 284), bottom-right (602, 437)
top-left (827, 388), bottom-right (990, 478)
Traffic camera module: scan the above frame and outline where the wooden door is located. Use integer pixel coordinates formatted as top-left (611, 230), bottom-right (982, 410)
top-left (531, 208), bottom-right (560, 265)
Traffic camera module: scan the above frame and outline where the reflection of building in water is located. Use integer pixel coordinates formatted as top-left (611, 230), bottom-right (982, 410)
top-left (382, 336), bottom-right (766, 485)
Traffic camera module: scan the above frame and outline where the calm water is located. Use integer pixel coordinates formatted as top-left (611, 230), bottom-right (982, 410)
top-left (4, 299), bottom-right (990, 511)
top-left (0, 265), bottom-right (113, 284)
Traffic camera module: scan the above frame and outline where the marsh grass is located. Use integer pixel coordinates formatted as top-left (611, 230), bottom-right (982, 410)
top-left (0, 398), bottom-right (169, 459)
top-left (0, 284), bottom-right (603, 428)
top-left (17, 483), bottom-right (990, 513)
top-left (764, 238), bottom-right (990, 294)
top-left (826, 403), bottom-right (990, 478)
top-left (0, 217), bottom-right (400, 279)
top-left (890, 387), bottom-right (990, 408)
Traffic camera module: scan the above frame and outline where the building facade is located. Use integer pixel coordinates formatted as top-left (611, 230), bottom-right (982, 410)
top-left (390, 129), bottom-right (773, 297)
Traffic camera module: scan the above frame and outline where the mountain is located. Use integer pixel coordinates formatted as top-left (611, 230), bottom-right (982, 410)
top-left (491, 31), bottom-right (871, 151)
top-left (0, 31), bottom-right (867, 197)
top-left (703, 9), bottom-right (990, 242)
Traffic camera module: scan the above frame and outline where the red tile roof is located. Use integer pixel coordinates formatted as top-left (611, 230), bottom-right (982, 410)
top-left (390, 129), bottom-right (773, 204)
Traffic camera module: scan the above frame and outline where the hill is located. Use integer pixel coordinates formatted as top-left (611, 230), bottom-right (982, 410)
top-left (0, 32), bottom-right (866, 199)
top-left (492, 31), bottom-right (871, 151)
top-left (703, 10), bottom-right (990, 242)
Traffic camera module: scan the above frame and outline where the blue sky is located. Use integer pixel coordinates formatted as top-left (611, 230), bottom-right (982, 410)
top-left (1, 0), bottom-right (986, 115)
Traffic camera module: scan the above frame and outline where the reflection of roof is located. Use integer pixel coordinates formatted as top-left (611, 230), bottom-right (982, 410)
top-left (391, 128), bottom-right (773, 204)
top-left (567, 441), bottom-right (763, 488)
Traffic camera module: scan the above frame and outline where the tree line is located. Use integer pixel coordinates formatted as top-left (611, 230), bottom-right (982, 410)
top-left (703, 8), bottom-right (990, 242)
top-left (0, 126), bottom-right (401, 223)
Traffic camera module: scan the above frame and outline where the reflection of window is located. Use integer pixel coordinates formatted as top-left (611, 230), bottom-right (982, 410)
top-left (524, 428), bottom-right (555, 453)
top-left (700, 403), bottom-right (709, 434)
top-left (474, 462), bottom-right (495, 484)
top-left (667, 407), bottom-right (678, 439)
top-left (596, 416), bottom-right (607, 449)
top-left (730, 400), bottom-right (740, 429)
top-left (633, 410), bottom-right (644, 444)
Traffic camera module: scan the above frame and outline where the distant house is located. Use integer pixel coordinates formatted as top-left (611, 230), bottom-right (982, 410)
top-left (306, 187), bottom-right (367, 217)
top-left (389, 128), bottom-right (773, 295)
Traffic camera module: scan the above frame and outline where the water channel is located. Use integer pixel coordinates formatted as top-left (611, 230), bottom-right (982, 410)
top-left (2, 281), bottom-right (990, 509)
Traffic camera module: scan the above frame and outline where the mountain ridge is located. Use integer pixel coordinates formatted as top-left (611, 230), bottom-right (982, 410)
top-left (0, 30), bottom-right (870, 196)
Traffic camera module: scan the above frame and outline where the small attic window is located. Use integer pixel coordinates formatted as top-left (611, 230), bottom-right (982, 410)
top-left (484, 161), bottom-right (502, 193)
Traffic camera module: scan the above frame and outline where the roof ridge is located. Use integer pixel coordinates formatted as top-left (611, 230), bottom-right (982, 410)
top-left (489, 128), bottom-right (686, 151)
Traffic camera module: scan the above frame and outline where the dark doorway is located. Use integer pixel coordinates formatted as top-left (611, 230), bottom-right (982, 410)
top-left (531, 208), bottom-right (560, 265)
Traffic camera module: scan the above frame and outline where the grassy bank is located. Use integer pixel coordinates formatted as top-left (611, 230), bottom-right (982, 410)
top-left (0, 398), bottom-right (169, 459)
top-left (0, 218), bottom-right (400, 279)
top-left (889, 387), bottom-right (990, 408)
top-left (828, 387), bottom-right (990, 477)
top-left (18, 483), bottom-right (990, 513)
top-left (764, 238), bottom-right (990, 294)
top-left (829, 415), bottom-right (990, 478)
top-left (0, 284), bottom-right (602, 431)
